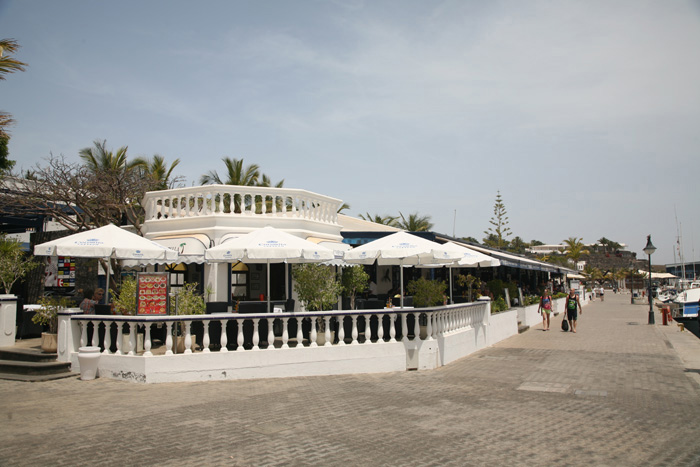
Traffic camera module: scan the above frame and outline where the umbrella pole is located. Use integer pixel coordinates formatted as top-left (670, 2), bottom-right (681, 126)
top-left (266, 260), bottom-right (271, 313)
top-left (106, 257), bottom-right (111, 304)
top-left (400, 260), bottom-right (404, 309)
top-left (449, 266), bottom-right (453, 304)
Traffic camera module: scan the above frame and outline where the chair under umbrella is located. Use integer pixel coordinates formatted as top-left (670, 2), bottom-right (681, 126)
top-left (34, 224), bottom-right (179, 303)
top-left (343, 231), bottom-right (461, 308)
top-left (204, 226), bottom-right (335, 312)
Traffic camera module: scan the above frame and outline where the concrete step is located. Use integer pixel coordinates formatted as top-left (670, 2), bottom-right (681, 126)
top-left (0, 347), bottom-right (76, 381)
top-left (518, 324), bottom-right (530, 334)
top-left (0, 347), bottom-right (58, 363)
top-left (0, 359), bottom-right (72, 376)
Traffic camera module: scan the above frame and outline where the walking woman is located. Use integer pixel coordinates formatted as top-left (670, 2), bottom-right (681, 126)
top-left (538, 289), bottom-right (553, 330)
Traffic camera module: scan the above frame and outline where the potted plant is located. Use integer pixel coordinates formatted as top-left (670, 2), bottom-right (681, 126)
top-left (292, 264), bottom-right (342, 345)
top-left (341, 265), bottom-right (369, 310)
top-left (0, 234), bottom-right (39, 294)
top-left (170, 282), bottom-right (206, 352)
top-left (32, 296), bottom-right (72, 353)
top-left (407, 277), bottom-right (447, 339)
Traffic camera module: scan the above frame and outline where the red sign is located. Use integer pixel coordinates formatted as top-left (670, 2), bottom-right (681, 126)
top-left (136, 272), bottom-right (169, 315)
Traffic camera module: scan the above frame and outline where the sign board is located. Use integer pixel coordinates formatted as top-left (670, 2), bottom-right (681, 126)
top-left (136, 272), bottom-right (169, 315)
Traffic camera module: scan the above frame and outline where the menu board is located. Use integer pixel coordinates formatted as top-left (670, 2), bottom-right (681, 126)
top-left (137, 272), bottom-right (169, 315)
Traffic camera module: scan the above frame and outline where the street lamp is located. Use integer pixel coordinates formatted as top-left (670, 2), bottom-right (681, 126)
top-left (643, 235), bottom-right (656, 324)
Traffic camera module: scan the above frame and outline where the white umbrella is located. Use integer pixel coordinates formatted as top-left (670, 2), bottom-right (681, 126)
top-left (344, 231), bottom-right (461, 308)
top-left (34, 224), bottom-right (178, 302)
top-left (418, 242), bottom-right (501, 303)
top-left (205, 226), bottom-right (335, 312)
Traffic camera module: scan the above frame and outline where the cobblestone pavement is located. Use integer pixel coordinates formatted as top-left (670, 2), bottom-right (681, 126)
top-left (1, 293), bottom-right (699, 467)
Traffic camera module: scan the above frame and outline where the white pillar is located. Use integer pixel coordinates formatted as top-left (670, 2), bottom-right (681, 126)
top-left (0, 295), bottom-right (17, 347)
top-left (57, 309), bottom-right (82, 362)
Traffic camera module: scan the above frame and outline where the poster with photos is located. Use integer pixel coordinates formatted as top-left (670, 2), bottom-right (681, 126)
top-left (136, 272), bottom-right (169, 315)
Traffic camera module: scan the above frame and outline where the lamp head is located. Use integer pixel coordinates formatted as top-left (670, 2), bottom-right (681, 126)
top-left (643, 235), bottom-right (656, 256)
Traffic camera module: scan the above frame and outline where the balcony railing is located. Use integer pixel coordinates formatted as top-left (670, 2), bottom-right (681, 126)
top-left (142, 185), bottom-right (342, 225)
top-left (71, 302), bottom-right (489, 356)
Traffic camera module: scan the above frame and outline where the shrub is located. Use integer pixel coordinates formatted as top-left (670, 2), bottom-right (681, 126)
top-left (113, 277), bottom-right (137, 315)
top-left (32, 296), bottom-right (72, 333)
top-left (292, 264), bottom-right (341, 311)
top-left (407, 277), bottom-right (447, 308)
top-left (170, 282), bottom-right (206, 315)
top-left (341, 265), bottom-right (369, 310)
top-left (491, 297), bottom-right (508, 313)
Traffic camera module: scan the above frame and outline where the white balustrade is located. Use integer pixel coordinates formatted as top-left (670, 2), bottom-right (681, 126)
top-left (143, 185), bottom-right (342, 225)
top-left (70, 302), bottom-right (489, 362)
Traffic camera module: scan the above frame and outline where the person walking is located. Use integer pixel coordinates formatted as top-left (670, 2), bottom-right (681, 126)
top-left (565, 288), bottom-right (583, 333)
top-left (538, 289), bottom-right (553, 330)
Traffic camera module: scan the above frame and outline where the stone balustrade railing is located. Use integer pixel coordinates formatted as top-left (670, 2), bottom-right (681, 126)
top-left (142, 185), bottom-right (342, 225)
top-left (70, 302), bottom-right (489, 356)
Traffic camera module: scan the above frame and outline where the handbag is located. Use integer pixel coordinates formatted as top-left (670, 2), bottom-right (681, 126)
top-left (561, 317), bottom-right (569, 332)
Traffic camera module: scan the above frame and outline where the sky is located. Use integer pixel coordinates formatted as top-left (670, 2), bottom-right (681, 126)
top-left (1, 0), bottom-right (699, 266)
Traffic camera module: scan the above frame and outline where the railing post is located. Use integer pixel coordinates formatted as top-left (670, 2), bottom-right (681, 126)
top-left (116, 323), bottom-right (123, 355)
top-left (389, 313), bottom-right (397, 343)
top-left (144, 323), bottom-right (153, 357)
top-left (296, 317), bottom-right (304, 348)
top-left (103, 321), bottom-right (112, 355)
top-left (237, 318), bottom-right (244, 351)
top-left (184, 321), bottom-right (192, 354)
top-left (252, 319), bottom-right (260, 350)
top-left (267, 317), bottom-right (275, 350)
top-left (351, 315), bottom-right (358, 345)
top-left (165, 322), bottom-right (173, 355)
top-left (310, 317), bottom-right (318, 348)
top-left (323, 316), bottom-right (331, 347)
top-left (203, 319), bottom-right (211, 353)
top-left (219, 319), bottom-right (228, 352)
top-left (426, 312), bottom-right (433, 340)
top-left (281, 317), bottom-right (289, 349)
top-left (128, 322), bottom-right (137, 355)
top-left (337, 315), bottom-right (346, 346)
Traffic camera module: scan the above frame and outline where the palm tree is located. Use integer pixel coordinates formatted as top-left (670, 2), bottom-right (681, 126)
top-left (200, 157), bottom-right (260, 186)
top-left (563, 237), bottom-right (589, 266)
top-left (1, 39), bottom-right (28, 137)
top-left (79, 139), bottom-right (136, 173)
top-left (396, 212), bottom-right (433, 232)
top-left (200, 157), bottom-right (261, 213)
top-left (0, 39), bottom-right (27, 80)
top-left (358, 213), bottom-right (398, 226)
top-left (337, 203), bottom-right (351, 214)
top-left (132, 154), bottom-right (181, 190)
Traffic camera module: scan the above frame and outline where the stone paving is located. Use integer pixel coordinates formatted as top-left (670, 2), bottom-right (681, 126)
top-left (1, 293), bottom-right (699, 466)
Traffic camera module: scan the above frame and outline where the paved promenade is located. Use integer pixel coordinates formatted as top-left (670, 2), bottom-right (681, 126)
top-left (1, 293), bottom-right (699, 466)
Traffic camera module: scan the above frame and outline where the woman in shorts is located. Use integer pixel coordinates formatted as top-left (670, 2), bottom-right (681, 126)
top-left (538, 289), bottom-right (553, 331)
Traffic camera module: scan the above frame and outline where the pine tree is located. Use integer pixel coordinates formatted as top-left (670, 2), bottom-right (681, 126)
top-left (483, 191), bottom-right (512, 249)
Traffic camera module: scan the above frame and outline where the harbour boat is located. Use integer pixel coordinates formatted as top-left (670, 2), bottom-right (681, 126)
top-left (658, 289), bottom-right (678, 303)
top-left (671, 288), bottom-right (700, 318)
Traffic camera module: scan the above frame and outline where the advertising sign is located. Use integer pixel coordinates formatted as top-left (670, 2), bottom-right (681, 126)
top-left (136, 272), bottom-right (169, 315)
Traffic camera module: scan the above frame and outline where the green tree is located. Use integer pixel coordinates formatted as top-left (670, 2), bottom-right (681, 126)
top-left (79, 139), bottom-right (137, 172)
top-left (0, 234), bottom-right (38, 293)
top-left (396, 212), bottom-right (433, 231)
top-left (509, 236), bottom-right (527, 254)
top-left (0, 134), bottom-right (14, 173)
top-left (132, 154), bottom-right (182, 190)
top-left (0, 39), bottom-right (28, 138)
top-left (292, 264), bottom-right (341, 311)
top-left (200, 157), bottom-right (260, 186)
top-left (461, 236), bottom-right (480, 244)
top-left (483, 190), bottom-right (511, 249)
top-left (407, 277), bottom-right (447, 308)
top-left (341, 265), bottom-right (369, 310)
top-left (563, 237), bottom-right (589, 264)
top-left (358, 213), bottom-right (398, 226)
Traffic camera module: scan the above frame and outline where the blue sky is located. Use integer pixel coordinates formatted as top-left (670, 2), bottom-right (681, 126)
top-left (1, 0), bottom-right (699, 265)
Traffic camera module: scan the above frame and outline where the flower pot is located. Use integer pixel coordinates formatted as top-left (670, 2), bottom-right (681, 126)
top-left (176, 335), bottom-right (197, 353)
top-left (78, 346), bottom-right (101, 380)
top-left (316, 330), bottom-right (336, 346)
top-left (41, 332), bottom-right (57, 353)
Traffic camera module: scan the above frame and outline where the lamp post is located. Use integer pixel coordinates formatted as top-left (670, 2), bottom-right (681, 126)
top-left (643, 235), bottom-right (656, 324)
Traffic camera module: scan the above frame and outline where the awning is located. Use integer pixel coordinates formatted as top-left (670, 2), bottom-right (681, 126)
top-left (451, 242), bottom-right (572, 274)
top-left (151, 234), bottom-right (211, 264)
